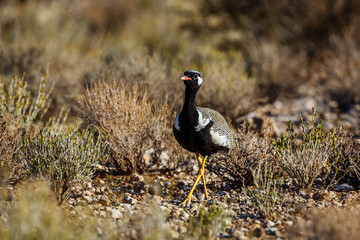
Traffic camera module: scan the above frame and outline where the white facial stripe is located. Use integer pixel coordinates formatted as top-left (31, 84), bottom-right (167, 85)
top-left (195, 110), bottom-right (210, 131)
top-left (197, 76), bottom-right (203, 86)
top-left (174, 112), bottom-right (181, 131)
top-left (210, 129), bottom-right (230, 147)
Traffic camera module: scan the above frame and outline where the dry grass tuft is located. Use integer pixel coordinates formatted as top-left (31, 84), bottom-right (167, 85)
top-left (0, 76), bottom-right (51, 129)
top-left (335, 130), bottom-right (360, 184)
top-left (79, 80), bottom-right (183, 174)
top-left (243, 159), bottom-right (283, 218)
top-left (0, 122), bottom-right (22, 186)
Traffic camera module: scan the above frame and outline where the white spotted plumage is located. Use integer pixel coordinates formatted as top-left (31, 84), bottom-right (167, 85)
top-left (197, 107), bottom-right (232, 148)
top-left (210, 129), bottom-right (230, 147)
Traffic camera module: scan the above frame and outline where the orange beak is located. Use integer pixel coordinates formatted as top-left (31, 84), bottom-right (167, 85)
top-left (180, 76), bottom-right (192, 81)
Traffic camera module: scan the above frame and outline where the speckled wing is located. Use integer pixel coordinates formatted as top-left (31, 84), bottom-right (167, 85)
top-left (197, 107), bottom-right (232, 149)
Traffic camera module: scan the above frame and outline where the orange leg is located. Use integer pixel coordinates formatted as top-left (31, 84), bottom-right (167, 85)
top-left (181, 154), bottom-right (208, 204)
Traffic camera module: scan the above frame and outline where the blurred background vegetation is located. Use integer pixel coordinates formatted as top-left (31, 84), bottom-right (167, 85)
top-left (1, 0), bottom-right (359, 126)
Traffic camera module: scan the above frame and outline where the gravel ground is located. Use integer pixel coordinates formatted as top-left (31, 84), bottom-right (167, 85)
top-left (66, 170), bottom-right (360, 239)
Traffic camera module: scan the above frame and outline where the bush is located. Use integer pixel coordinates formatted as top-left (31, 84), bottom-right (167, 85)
top-left (0, 75), bottom-right (53, 186)
top-left (273, 111), bottom-right (342, 189)
top-left (243, 160), bottom-right (283, 218)
top-left (0, 75), bottom-right (51, 129)
top-left (207, 127), bottom-right (274, 185)
top-left (0, 122), bottom-right (22, 186)
top-left (185, 204), bottom-right (230, 240)
top-left (335, 130), bottom-right (360, 184)
top-left (18, 128), bottom-right (109, 203)
top-left (79, 80), bottom-right (183, 174)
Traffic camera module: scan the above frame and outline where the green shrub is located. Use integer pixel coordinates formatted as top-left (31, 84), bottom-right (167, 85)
top-left (243, 160), bottom-right (283, 218)
top-left (0, 76), bottom-right (51, 129)
top-left (0, 75), bottom-right (53, 185)
top-left (18, 129), bottom-right (109, 203)
top-left (273, 111), bottom-right (342, 189)
top-left (185, 204), bottom-right (230, 240)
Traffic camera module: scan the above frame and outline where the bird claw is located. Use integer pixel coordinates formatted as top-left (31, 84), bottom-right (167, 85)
top-left (179, 199), bottom-right (191, 206)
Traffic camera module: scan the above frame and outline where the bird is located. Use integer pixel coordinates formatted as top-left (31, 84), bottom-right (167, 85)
top-left (173, 70), bottom-right (232, 204)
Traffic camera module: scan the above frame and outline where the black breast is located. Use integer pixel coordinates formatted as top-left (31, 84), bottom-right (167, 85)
top-left (173, 117), bottom-right (228, 156)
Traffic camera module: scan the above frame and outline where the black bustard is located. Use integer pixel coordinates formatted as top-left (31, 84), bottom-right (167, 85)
top-left (173, 70), bottom-right (232, 204)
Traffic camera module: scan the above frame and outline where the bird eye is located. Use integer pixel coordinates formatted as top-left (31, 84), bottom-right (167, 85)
top-left (194, 74), bottom-right (198, 79)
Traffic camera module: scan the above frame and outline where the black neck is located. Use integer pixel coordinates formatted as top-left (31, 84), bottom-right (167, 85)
top-left (182, 86), bottom-right (199, 124)
top-left (183, 86), bottom-right (199, 110)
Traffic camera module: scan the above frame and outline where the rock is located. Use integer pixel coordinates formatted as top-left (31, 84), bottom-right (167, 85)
top-left (109, 209), bottom-right (122, 220)
top-left (98, 195), bottom-right (110, 206)
top-left (130, 173), bottom-right (144, 182)
top-left (95, 164), bottom-right (107, 172)
top-left (177, 180), bottom-right (186, 190)
top-left (265, 227), bottom-right (277, 236)
top-left (180, 210), bottom-right (189, 220)
top-left (160, 151), bottom-right (170, 162)
top-left (143, 148), bottom-right (154, 165)
top-left (197, 193), bottom-right (206, 201)
top-left (149, 184), bottom-right (162, 196)
top-left (313, 190), bottom-right (326, 201)
top-left (164, 181), bottom-right (171, 188)
top-left (135, 181), bottom-right (146, 192)
top-left (224, 182), bottom-right (232, 191)
top-left (264, 220), bottom-right (276, 227)
top-left (285, 220), bottom-right (293, 226)
top-left (86, 182), bottom-right (92, 189)
top-left (232, 229), bottom-right (247, 240)
top-left (83, 190), bottom-right (92, 196)
top-left (123, 196), bottom-right (137, 204)
top-left (100, 186), bottom-right (107, 193)
top-left (253, 226), bottom-right (264, 238)
top-left (217, 201), bottom-right (228, 208)
top-left (83, 196), bottom-right (93, 203)
top-left (334, 183), bottom-right (353, 192)
top-left (323, 191), bottom-right (337, 201)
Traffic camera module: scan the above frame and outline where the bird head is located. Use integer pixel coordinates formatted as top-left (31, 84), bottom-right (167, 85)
top-left (181, 70), bottom-right (203, 88)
